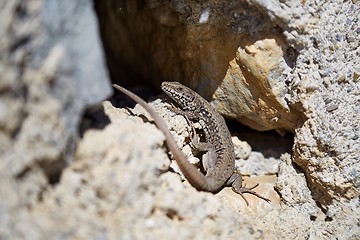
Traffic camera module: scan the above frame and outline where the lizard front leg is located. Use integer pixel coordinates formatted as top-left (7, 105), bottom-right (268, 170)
top-left (166, 103), bottom-right (217, 172)
top-left (187, 122), bottom-right (219, 172)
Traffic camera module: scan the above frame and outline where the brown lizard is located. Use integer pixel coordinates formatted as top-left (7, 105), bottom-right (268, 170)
top-left (113, 83), bottom-right (269, 205)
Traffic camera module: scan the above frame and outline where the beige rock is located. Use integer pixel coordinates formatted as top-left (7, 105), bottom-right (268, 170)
top-left (0, 0), bottom-right (110, 177)
top-left (97, 1), bottom-right (304, 132)
top-left (213, 39), bottom-right (300, 132)
top-left (232, 136), bottom-right (251, 159)
top-left (47, 100), bottom-right (272, 239)
top-left (0, 0), bottom-right (359, 239)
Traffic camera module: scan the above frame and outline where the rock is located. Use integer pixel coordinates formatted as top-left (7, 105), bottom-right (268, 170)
top-left (96, 0), bottom-right (359, 209)
top-left (0, 0), bottom-right (110, 237)
top-left (232, 136), bottom-right (252, 159)
top-left (97, 0), bottom-right (359, 237)
top-left (213, 39), bottom-right (299, 132)
top-left (96, 1), bottom-right (303, 132)
top-left (0, 0), bottom-right (110, 180)
top-left (30, 100), bottom-right (270, 239)
top-left (0, 0), bottom-right (359, 239)
top-left (291, 0), bottom-right (360, 208)
top-left (236, 151), bottom-right (280, 176)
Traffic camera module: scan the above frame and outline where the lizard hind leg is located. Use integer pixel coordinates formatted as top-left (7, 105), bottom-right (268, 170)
top-left (226, 173), bottom-right (270, 206)
top-left (187, 122), bottom-right (218, 172)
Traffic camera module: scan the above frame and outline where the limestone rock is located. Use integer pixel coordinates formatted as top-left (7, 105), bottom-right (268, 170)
top-left (96, 1), bottom-right (305, 132)
top-left (0, 0), bottom-right (359, 239)
top-left (0, 0), bottom-right (110, 181)
top-left (96, 0), bottom-right (359, 209)
top-left (0, 0), bottom-right (110, 237)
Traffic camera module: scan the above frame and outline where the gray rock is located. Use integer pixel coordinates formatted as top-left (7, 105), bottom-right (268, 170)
top-left (0, 0), bottom-right (110, 177)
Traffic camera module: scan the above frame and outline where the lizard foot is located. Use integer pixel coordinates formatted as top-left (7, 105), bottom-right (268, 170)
top-left (165, 102), bottom-right (186, 116)
top-left (232, 183), bottom-right (271, 206)
top-left (227, 173), bottom-right (271, 206)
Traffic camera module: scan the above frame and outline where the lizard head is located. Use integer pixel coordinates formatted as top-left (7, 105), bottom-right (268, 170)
top-left (161, 81), bottom-right (198, 110)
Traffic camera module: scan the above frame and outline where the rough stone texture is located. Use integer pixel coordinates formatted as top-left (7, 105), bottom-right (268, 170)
top-left (0, 0), bottom-right (110, 178)
top-left (97, 0), bottom-right (359, 227)
top-left (291, 1), bottom-right (360, 211)
top-left (95, 0), bottom-right (305, 132)
top-left (0, 0), bottom-right (359, 239)
top-left (0, 99), bottom-right (278, 239)
top-left (0, 0), bottom-right (111, 236)
top-left (220, 39), bottom-right (299, 132)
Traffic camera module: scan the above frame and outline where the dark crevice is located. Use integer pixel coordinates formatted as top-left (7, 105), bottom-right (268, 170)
top-left (15, 159), bottom-right (65, 186)
top-left (79, 103), bottom-right (111, 137)
top-left (228, 120), bottom-right (294, 159)
top-left (283, 46), bottom-right (298, 69)
top-left (273, 185), bottom-right (283, 201)
top-left (315, 200), bottom-right (334, 219)
top-left (38, 158), bottom-right (67, 185)
top-left (9, 35), bottom-right (31, 53)
top-left (9, 86), bottom-right (29, 140)
top-left (15, 2), bottom-right (28, 19)
top-left (325, 216), bottom-right (333, 222)
top-left (165, 208), bottom-right (184, 221)
top-left (291, 161), bottom-right (307, 175)
top-left (15, 166), bottom-right (32, 180)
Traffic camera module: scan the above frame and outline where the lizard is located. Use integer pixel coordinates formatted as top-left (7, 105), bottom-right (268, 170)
top-left (113, 83), bottom-right (270, 205)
